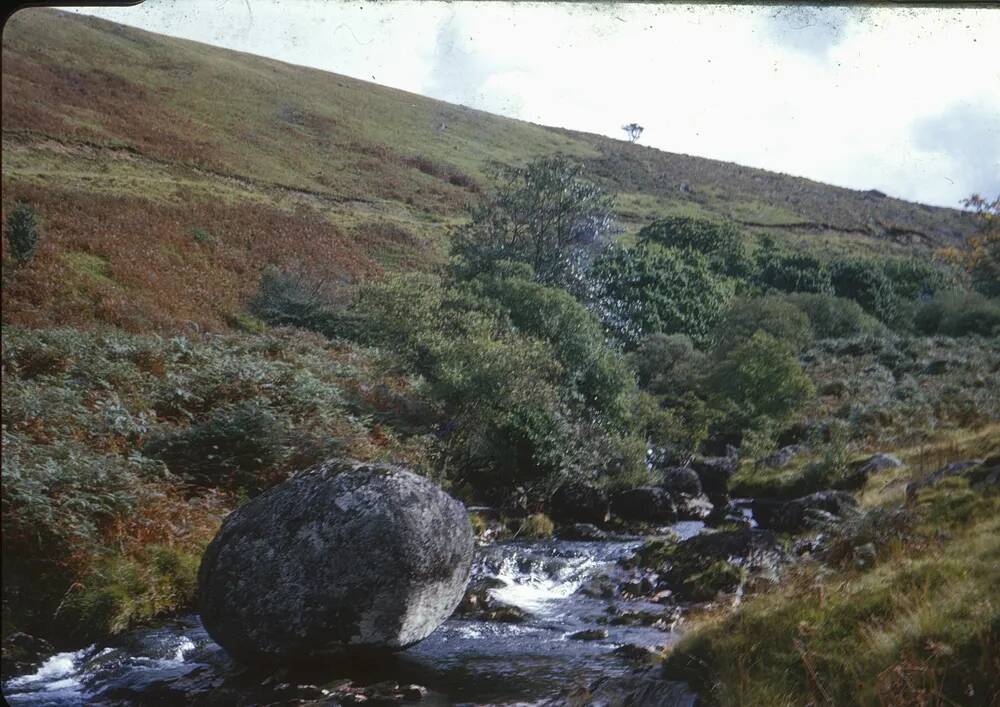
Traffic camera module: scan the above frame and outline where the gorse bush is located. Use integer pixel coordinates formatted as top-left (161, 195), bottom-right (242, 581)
top-left (880, 256), bottom-right (953, 301)
top-left (461, 268), bottom-right (635, 426)
top-left (828, 258), bottom-right (903, 326)
top-left (627, 333), bottom-right (706, 400)
top-left (751, 236), bottom-right (832, 295)
top-left (248, 266), bottom-right (353, 337)
top-left (5, 201), bottom-right (40, 265)
top-left (635, 390), bottom-right (714, 461)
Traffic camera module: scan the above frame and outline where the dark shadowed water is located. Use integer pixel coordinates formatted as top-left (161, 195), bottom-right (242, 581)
top-left (3, 523), bottom-right (704, 706)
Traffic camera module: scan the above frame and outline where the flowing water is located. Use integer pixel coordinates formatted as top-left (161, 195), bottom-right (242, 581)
top-left (4, 522), bottom-right (705, 706)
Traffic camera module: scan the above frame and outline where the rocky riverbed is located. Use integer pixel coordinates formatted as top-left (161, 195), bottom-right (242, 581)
top-left (3, 526), bottom-right (711, 706)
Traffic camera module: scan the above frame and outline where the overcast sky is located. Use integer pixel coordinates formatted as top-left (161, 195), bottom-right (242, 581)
top-left (72, 2), bottom-right (1000, 209)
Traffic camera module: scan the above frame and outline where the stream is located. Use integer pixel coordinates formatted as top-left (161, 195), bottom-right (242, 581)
top-left (3, 522), bottom-right (706, 706)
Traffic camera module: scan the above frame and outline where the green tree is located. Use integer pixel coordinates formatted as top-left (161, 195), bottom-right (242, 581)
top-left (5, 201), bottom-right (39, 265)
top-left (591, 243), bottom-right (734, 348)
top-left (353, 271), bottom-right (643, 491)
top-left (711, 296), bottom-right (814, 353)
top-left (704, 331), bottom-right (814, 431)
top-left (450, 156), bottom-right (616, 293)
top-left (751, 235), bottom-right (832, 294)
top-left (627, 333), bottom-right (706, 399)
top-left (828, 257), bottom-right (901, 325)
top-left (639, 216), bottom-right (750, 278)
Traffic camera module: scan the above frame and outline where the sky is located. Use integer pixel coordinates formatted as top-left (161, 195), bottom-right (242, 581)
top-left (72, 1), bottom-right (1000, 209)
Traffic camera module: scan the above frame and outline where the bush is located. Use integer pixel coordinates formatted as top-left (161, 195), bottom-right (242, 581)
top-left (704, 331), bottom-right (815, 431)
top-left (591, 243), bottom-right (735, 348)
top-left (248, 266), bottom-right (352, 337)
top-left (463, 268), bottom-right (635, 428)
top-left (881, 256), bottom-right (953, 300)
top-left (751, 236), bottom-right (832, 294)
top-left (143, 402), bottom-right (288, 491)
top-left (638, 216), bottom-right (749, 277)
top-left (711, 296), bottom-right (814, 353)
top-left (635, 391), bottom-right (714, 461)
top-left (351, 271), bottom-right (643, 492)
top-left (5, 201), bottom-right (39, 265)
top-left (627, 333), bottom-right (705, 398)
top-left (828, 257), bottom-right (902, 325)
top-left (914, 290), bottom-right (1000, 337)
top-left (782, 292), bottom-right (883, 339)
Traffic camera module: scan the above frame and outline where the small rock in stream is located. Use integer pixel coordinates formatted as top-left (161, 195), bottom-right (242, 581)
top-left (569, 629), bottom-right (608, 641)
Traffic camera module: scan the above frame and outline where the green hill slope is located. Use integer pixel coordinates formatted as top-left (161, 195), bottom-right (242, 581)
top-left (1, 8), bottom-right (975, 332)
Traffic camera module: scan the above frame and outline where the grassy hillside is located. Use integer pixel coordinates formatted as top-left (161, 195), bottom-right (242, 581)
top-left (1, 8), bottom-right (976, 333)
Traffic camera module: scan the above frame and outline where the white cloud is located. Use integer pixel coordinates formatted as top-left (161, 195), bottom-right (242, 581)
top-left (72, 1), bottom-right (1000, 208)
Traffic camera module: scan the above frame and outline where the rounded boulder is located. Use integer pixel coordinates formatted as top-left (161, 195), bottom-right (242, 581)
top-left (198, 460), bottom-right (474, 663)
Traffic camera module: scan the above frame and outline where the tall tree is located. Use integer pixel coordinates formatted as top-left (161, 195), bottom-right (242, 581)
top-left (450, 156), bottom-right (617, 294)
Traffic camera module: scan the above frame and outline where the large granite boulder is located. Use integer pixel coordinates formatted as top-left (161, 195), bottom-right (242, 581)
top-left (198, 460), bottom-right (474, 663)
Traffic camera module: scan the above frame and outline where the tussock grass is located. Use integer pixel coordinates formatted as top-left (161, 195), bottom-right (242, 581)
top-left (664, 480), bottom-right (1000, 706)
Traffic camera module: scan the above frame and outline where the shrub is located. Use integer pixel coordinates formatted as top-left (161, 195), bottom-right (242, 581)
top-left (881, 256), bottom-right (953, 300)
top-left (828, 257), bottom-right (902, 325)
top-left (248, 266), bottom-right (352, 337)
top-left (591, 243), bottom-right (735, 348)
top-left (142, 402), bottom-right (288, 491)
top-left (711, 296), bottom-right (814, 353)
top-left (635, 391), bottom-right (714, 462)
top-left (751, 236), bottom-right (832, 294)
top-left (638, 216), bottom-right (749, 277)
top-left (913, 290), bottom-right (1000, 337)
top-left (352, 272), bottom-right (643, 492)
top-left (464, 268), bottom-right (635, 427)
top-left (5, 201), bottom-right (39, 265)
top-left (627, 333), bottom-right (705, 398)
top-left (782, 292), bottom-right (883, 339)
top-left (704, 331), bottom-right (815, 431)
